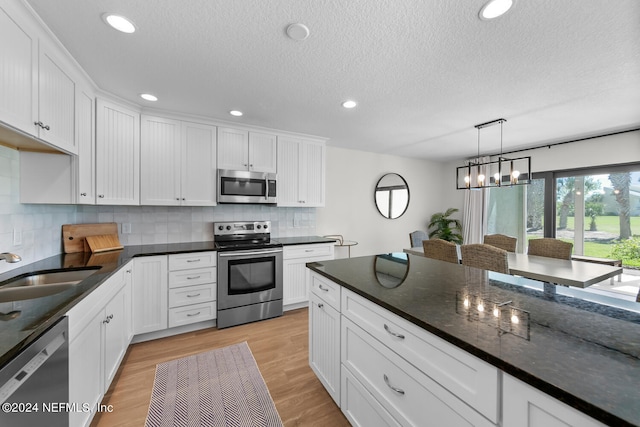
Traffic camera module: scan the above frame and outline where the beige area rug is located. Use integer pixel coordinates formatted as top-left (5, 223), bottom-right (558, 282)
top-left (145, 341), bottom-right (284, 427)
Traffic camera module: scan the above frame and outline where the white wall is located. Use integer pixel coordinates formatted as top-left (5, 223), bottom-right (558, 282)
top-left (316, 146), bottom-right (451, 257)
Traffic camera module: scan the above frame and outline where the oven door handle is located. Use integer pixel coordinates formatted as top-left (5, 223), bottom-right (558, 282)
top-left (218, 248), bottom-right (283, 257)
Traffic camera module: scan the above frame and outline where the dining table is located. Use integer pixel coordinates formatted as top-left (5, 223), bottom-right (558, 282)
top-left (403, 247), bottom-right (623, 288)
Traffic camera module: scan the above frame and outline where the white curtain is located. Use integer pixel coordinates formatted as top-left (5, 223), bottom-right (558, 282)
top-left (462, 156), bottom-right (490, 244)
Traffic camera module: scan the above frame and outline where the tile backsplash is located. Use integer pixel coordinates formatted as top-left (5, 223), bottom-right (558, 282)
top-left (77, 204), bottom-right (316, 246)
top-left (0, 145), bottom-right (316, 274)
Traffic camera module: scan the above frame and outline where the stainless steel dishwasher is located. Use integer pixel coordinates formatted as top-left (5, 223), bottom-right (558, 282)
top-left (0, 317), bottom-right (69, 427)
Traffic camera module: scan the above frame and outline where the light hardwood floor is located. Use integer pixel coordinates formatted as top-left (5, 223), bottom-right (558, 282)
top-left (91, 308), bottom-right (349, 426)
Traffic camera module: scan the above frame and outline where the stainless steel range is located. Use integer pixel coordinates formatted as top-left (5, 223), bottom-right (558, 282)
top-left (214, 221), bottom-right (283, 329)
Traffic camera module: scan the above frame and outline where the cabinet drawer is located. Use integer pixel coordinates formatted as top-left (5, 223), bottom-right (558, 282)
top-left (342, 288), bottom-right (499, 423)
top-left (168, 301), bottom-right (216, 328)
top-left (284, 243), bottom-right (334, 260)
top-left (342, 318), bottom-right (494, 427)
top-left (168, 283), bottom-right (216, 308)
top-left (341, 366), bottom-right (401, 427)
top-left (310, 272), bottom-right (341, 310)
top-left (168, 251), bottom-right (216, 270)
top-left (168, 267), bottom-right (216, 288)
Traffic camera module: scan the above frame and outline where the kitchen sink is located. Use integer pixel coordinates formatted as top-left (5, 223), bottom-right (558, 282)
top-left (0, 268), bottom-right (99, 302)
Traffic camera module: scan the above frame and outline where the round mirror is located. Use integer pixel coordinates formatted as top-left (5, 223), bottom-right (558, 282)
top-left (374, 173), bottom-right (410, 219)
top-left (374, 253), bottom-right (410, 288)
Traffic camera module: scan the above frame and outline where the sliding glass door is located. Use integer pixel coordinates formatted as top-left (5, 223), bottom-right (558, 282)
top-left (556, 171), bottom-right (639, 263)
top-left (487, 165), bottom-right (639, 265)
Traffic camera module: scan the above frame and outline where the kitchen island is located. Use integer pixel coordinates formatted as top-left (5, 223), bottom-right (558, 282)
top-left (306, 253), bottom-right (640, 427)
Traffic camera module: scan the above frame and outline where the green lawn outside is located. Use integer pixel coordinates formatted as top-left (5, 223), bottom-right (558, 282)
top-left (526, 216), bottom-right (640, 267)
top-left (555, 215), bottom-right (640, 235)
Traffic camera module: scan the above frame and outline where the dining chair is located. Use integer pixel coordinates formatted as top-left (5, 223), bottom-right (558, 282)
top-left (527, 238), bottom-right (573, 260)
top-left (460, 243), bottom-right (509, 274)
top-left (409, 230), bottom-right (429, 248)
top-left (483, 234), bottom-right (517, 252)
top-left (422, 239), bottom-right (459, 264)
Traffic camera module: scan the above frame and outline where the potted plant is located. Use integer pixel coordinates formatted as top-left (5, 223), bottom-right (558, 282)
top-left (428, 208), bottom-right (463, 244)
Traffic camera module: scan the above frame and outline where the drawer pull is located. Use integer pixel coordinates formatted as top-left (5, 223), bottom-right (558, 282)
top-left (305, 249), bottom-right (314, 252)
top-left (383, 374), bottom-right (405, 395)
top-left (186, 293), bottom-right (201, 298)
top-left (318, 284), bottom-right (329, 292)
top-left (186, 259), bottom-right (201, 263)
top-left (186, 275), bottom-right (201, 280)
top-left (384, 324), bottom-right (405, 339)
top-left (187, 311), bottom-right (201, 317)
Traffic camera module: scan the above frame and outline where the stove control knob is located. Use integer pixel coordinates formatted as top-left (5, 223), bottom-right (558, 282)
top-left (256, 224), bottom-right (262, 229)
top-left (226, 225), bottom-right (231, 230)
top-left (218, 226), bottom-right (223, 231)
top-left (264, 224), bottom-right (268, 229)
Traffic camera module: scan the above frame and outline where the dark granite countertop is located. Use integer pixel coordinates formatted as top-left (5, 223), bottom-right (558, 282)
top-left (275, 236), bottom-right (338, 246)
top-left (307, 253), bottom-right (640, 427)
top-left (0, 236), bottom-right (328, 369)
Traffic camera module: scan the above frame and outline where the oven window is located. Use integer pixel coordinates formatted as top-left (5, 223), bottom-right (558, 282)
top-left (228, 256), bottom-right (276, 295)
top-left (221, 177), bottom-right (266, 197)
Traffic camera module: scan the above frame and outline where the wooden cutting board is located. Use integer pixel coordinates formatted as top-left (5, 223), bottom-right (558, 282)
top-left (86, 234), bottom-right (123, 253)
top-left (62, 223), bottom-right (119, 253)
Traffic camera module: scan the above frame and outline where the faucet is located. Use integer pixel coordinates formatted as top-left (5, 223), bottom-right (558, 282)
top-left (0, 252), bottom-right (22, 263)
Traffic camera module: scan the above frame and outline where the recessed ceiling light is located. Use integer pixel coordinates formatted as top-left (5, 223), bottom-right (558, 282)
top-left (140, 93), bottom-right (158, 101)
top-left (102, 13), bottom-right (136, 33)
top-left (286, 23), bottom-right (310, 41)
top-left (342, 100), bottom-right (357, 109)
top-left (479, 0), bottom-right (514, 20)
top-left (229, 110), bottom-right (243, 117)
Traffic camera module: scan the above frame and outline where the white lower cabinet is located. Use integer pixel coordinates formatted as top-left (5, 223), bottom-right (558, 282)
top-left (67, 262), bottom-right (132, 427)
top-left (133, 255), bottom-right (168, 334)
top-left (503, 374), bottom-right (606, 427)
top-left (283, 243), bottom-right (334, 307)
top-left (309, 291), bottom-right (341, 405)
top-left (342, 316), bottom-right (494, 427)
top-left (341, 367), bottom-right (401, 427)
top-left (167, 251), bottom-right (216, 328)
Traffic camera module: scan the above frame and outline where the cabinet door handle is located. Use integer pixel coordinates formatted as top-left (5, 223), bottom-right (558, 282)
top-left (34, 121), bottom-right (50, 130)
top-left (103, 318), bottom-right (110, 324)
top-left (98, 194), bottom-right (105, 198)
top-left (187, 311), bottom-right (201, 317)
top-left (80, 192), bottom-right (87, 196)
top-left (186, 275), bottom-right (201, 280)
top-left (186, 293), bottom-right (201, 298)
top-left (384, 324), bottom-right (405, 339)
top-left (318, 303), bottom-right (324, 308)
top-left (318, 284), bottom-right (329, 292)
top-left (383, 374), bottom-right (405, 395)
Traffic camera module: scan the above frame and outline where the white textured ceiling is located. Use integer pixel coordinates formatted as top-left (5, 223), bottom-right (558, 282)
top-left (25, 0), bottom-right (640, 161)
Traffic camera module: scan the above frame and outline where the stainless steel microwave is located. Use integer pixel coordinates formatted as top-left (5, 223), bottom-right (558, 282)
top-left (217, 169), bottom-right (277, 204)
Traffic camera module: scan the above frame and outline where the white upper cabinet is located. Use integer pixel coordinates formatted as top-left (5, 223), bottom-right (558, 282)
top-left (0, 2), bottom-right (77, 154)
top-left (181, 121), bottom-right (217, 206)
top-left (140, 115), bottom-right (217, 206)
top-left (75, 85), bottom-right (95, 204)
top-left (248, 131), bottom-right (277, 173)
top-left (277, 136), bottom-right (325, 207)
top-left (217, 127), bottom-right (277, 173)
top-left (140, 115), bottom-right (181, 205)
top-left (96, 98), bottom-right (140, 205)
top-left (0, 2), bottom-right (36, 135)
top-left (37, 39), bottom-right (76, 153)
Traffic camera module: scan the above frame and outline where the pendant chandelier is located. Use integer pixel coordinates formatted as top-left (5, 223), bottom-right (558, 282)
top-left (456, 118), bottom-right (531, 190)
